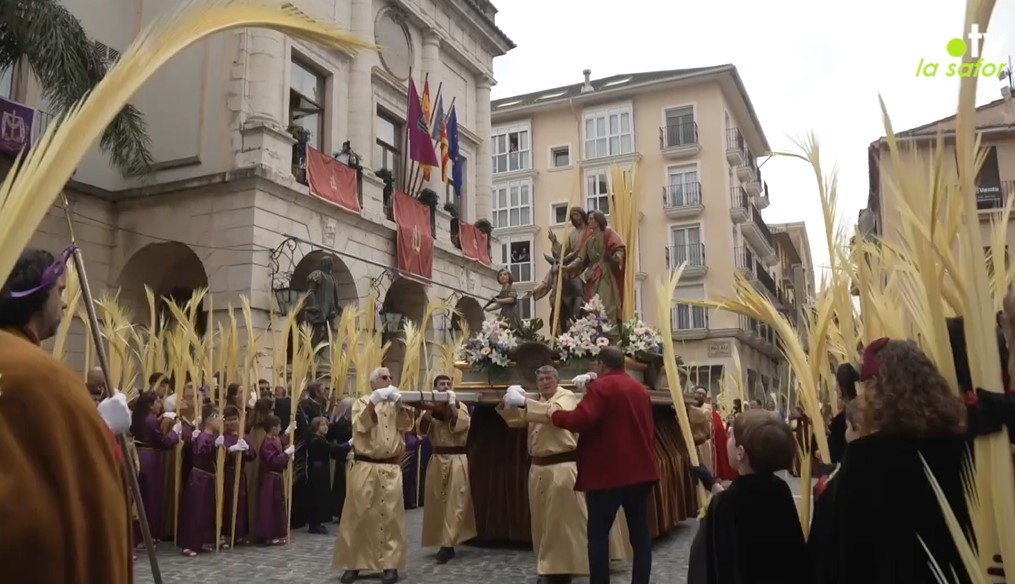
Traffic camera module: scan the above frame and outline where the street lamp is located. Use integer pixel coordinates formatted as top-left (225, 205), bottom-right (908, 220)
top-left (380, 310), bottom-right (403, 333)
top-left (273, 285), bottom-right (301, 314)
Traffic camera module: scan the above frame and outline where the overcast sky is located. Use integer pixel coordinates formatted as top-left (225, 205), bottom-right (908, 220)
top-left (489, 0), bottom-right (1015, 282)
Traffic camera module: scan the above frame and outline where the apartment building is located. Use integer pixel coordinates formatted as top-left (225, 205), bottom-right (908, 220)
top-left (864, 86), bottom-right (1015, 251)
top-left (0, 0), bottom-right (514, 372)
top-left (490, 65), bottom-right (812, 397)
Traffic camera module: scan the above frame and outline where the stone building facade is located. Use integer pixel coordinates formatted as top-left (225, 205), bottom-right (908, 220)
top-left (2, 0), bottom-right (515, 377)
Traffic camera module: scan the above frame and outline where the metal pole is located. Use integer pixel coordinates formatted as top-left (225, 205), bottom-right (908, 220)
top-left (62, 196), bottom-right (163, 584)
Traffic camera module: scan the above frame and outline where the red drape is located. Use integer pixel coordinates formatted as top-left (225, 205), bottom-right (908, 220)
top-left (393, 191), bottom-right (434, 279)
top-left (306, 147), bottom-right (361, 214)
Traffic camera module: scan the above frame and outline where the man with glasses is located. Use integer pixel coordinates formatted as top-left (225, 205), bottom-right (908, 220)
top-left (333, 366), bottom-right (416, 584)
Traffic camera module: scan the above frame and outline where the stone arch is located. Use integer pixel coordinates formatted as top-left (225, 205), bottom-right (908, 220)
top-left (380, 276), bottom-right (428, 378)
top-left (116, 242), bottom-right (209, 334)
top-left (452, 296), bottom-right (484, 335)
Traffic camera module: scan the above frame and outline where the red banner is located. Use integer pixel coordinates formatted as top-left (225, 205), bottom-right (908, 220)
top-left (306, 146), bottom-right (361, 214)
top-left (393, 191), bottom-right (434, 279)
top-left (459, 221), bottom-right (492, 267)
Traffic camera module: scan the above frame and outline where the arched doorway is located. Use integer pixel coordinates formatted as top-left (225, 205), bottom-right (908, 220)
top-left (380, 276), bottom-right (428, 380)
top-left (117, 242), bottom-right (209, 334)
top-left (283, 250), bottom-right (358, 362)
top-left (452, 296), bottom-right (484, 336)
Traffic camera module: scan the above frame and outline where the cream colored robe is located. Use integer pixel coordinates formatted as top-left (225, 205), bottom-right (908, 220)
top-left (498, 387), bottom-right (631, 577)
top-left (698, 404), bottom-right (715, 473)
top-left (333, 398), bottom-right (415, 571)
top-left (420, 402), bottom-right (477, 548)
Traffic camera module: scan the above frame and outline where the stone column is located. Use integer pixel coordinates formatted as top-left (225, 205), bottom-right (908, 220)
top-left (347, 0), bottom-right (374, 171)
top-left (237, 29), bottom-right (294, 175)
top-left (474, 75), bottom-right (493, 222)
top-left (421, 31), bottom-right (442, 195)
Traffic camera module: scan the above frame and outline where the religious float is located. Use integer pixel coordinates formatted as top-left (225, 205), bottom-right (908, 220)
top-left (453, 294), bottom-right (699, 544)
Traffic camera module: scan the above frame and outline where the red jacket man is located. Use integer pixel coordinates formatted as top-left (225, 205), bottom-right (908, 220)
top-left (549, 346), bottom-right (657, 584)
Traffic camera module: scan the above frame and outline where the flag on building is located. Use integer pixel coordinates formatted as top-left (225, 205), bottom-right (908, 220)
top-left (447, 105), bottom-right (462, 196)
top-left (439, 109), bottom-right (451, 184)
top-left (431, 95), bottom-right (444, 142)
top-left (421, 79), bottom-right (434, 181)
top-left (393, 190), bottom-right (434, 279)
top-left (407, 79), bottom-right (439, 169)
top-left (305, 146), bottom-right (361, 214)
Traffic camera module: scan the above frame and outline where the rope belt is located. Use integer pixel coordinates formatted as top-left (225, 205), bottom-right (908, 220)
top-left (354, 454), bottom-right (400, 465)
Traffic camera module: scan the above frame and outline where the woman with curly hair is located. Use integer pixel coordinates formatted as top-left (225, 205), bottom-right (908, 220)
top-left (809, 338), bottom-right (973, 584)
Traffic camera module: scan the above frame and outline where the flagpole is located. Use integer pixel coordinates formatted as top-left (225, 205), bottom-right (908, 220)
top-left (401, 69), bottom-right (414, 193)
top-left (446, 98), bottom-right (459, 198)
top-left (61, 195), bottom-right (163, 584)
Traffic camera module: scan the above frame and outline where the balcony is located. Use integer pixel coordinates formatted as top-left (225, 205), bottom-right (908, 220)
top-left (754, 180), bottom-right (771, 210)
top-left (746, 165), bottom-right (763, 197)
top-left (660, 122), bottom-right (701, 159)
top-left (725, 128), bottom-right (746, 166)
top-left (663, 182), bottom-right (703, 218)
top-left (666, 243), bottom-right (707, 278)
top-left (976, 180), bottom-right (1015, 212)
top-left (755, 262), bottom-right (778, 299)
top-left (734, 246), bottom-right (756, 279)
top-left (738, 314), bottom-right (778, 356)
top-left (742, 202), bottom-right (778, 265)
top-left (737, 154), bottom-right (758, 183)
top-left (672, 305), bottom-right (709, 340)
top-left (729, 186), bottom-right (749, 223)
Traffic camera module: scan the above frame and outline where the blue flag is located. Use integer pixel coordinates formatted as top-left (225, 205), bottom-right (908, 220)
top-left (448, 105), bottom-right (463, 196)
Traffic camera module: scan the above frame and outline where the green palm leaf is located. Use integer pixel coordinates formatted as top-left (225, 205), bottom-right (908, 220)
top-left (0, 0), bottom-right (153, 177)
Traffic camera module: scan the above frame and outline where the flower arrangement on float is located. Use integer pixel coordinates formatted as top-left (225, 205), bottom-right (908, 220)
top-left (555, 295), bottom-right (615, 361)
top-left (620, 317), bottom-right (664, 360)
top-left (461, 318), bottom-right (518, 371)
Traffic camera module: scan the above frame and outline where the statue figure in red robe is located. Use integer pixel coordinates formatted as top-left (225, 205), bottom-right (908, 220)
top-left (564, 210), bottom-right (626, 325)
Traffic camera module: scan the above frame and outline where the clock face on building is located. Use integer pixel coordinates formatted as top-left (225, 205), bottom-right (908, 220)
top-left (375, 11), bottom-right (412, 81)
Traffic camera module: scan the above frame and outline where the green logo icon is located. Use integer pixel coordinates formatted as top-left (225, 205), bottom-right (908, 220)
top-left (916, 26), bottom-right (1005, 78)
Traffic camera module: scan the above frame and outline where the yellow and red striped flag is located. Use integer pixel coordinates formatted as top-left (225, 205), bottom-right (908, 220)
top-left (421, 79), bottom-right (433, 181)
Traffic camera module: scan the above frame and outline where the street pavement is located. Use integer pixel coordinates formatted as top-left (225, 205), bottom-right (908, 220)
top-left (135, 476), bottom-right (804, 584)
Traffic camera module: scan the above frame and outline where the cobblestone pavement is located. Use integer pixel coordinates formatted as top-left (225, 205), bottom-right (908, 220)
top-left (135, 478), bottom-right (802, 584)
top-left (134, 510), bottom-right (696, 584)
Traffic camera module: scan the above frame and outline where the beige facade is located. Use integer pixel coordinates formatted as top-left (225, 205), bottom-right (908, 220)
top-left (865, 90), bottom-right (1015, 252)
top-left (489, 66), bottom-right (814, 398)
top-left (1, 0), bottom-right (515, 377)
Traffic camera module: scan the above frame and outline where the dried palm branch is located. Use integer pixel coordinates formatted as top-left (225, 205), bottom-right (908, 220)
top-left (230, 296), bottom-right (258, 547)
top-left (52, 257), bottom-right (82, 362)
top-left (400, 319), bottom-right (424, 391)
top-left (0, 0), bottom-right (372, 299)
top-left (655, 264), bottom-right (709, 511)
top-left (550, 169), bottom-right (585, 339)
top-left (328, 306), bottom-right (359, 408)
top-left (610, 163), bottom-right (640, 322)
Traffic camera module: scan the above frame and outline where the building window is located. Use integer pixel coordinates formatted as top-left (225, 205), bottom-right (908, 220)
top-left (519, 296), bottom-right (534, 320)
top-left (374, 108), bottom-right (402, 178)
top-left (492, 126), bottom-right (530, 174)
top-left (288, 57), bottom-right (326, 152)
top-left (670, 225), bottom-right (703, 267)
top-left (674, 284), bottom-right (707, 329)
top-left (551, 145), bottom-right (570, 168)
top-left (663, 106), bottom-right (696, 147)
top-left (666, 164), bottom-right (701, 207)
top-left (583, 105), bottom-right (633, 160)
top-left (492, 179), bottom-right (533, 228)
top-left (550, 203), bottom-right (569, 225)
top-left (0, 66), bottom-right (12, 99)
top-left (585, 170), bottom-right (610, 214)
top-left (499, 238), bottom-right (533, 283)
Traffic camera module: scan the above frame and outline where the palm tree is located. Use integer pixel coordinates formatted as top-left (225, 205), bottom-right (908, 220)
top-left (0, 0), bottom-right (153, 177)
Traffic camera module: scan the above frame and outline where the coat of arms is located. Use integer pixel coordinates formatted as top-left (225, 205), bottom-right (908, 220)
top-left (411, 225), bottom-right (422, 252)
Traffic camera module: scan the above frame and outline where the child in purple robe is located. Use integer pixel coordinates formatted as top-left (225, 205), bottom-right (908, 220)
top-left (129, 392), bottom-right (181, 547)
top-left (220, 405), bottom-right (255, 546)
top-left (178, 405), bottom-right (221, 557)
top-left (255, 415), bottom-right (294, 545)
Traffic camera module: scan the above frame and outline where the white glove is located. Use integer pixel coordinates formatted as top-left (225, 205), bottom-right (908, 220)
top-left (346, 438), bottom-right (354, 448)
top-left (284, 445), bottom-right (296, 457)
top-left (228, 439), bottom-right (249, 453)
top-left (247, 394), bottom-right (257, 409)
top-left (172, 422), bottom-right (182, 435)
top-left (504, 386), bottom-right (526, 408)
top-left (369, 387), bottom-right (387, 405)
top-left (214, 434), bottom-right (225, 448)
top-left (571, 372), bottom-right (597, 390)
top-left (162, 412), bottom-right (177, 421)
top-left (385, 385), bottom-right (401, 402)
top-left (192, 429), bottom-right (202, 441)
top-left (446, 390), bottom-right (457, 407)
top-left (284, 423), bottom-right (294, 436)
top-left (98, 392), bottom-right (131, 435)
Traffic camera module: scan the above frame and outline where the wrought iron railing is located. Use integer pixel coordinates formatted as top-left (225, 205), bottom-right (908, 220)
top-left (660, 121), bottom-right (699, 149)
top-left (664, 182), bottom-right (702, 207)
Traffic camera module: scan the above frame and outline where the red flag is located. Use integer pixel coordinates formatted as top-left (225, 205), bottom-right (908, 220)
top-left (407, 79), bottom-right (439, 167)
top-left (393, 191), bottom-right (434, 278)
top-left (459, 221), bottom-right (492, 267)
top-left (306, 147), bottom-right (361, 214)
